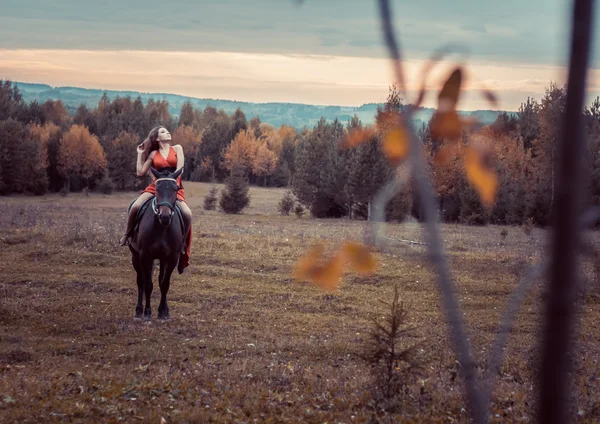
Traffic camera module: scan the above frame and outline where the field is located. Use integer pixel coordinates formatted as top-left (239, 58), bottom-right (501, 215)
top-left (1, 182), bottom-right (599, 423)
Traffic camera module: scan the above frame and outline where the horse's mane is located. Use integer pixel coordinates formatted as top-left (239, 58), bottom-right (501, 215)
top-left (156, 167), bottom-right (177, 178)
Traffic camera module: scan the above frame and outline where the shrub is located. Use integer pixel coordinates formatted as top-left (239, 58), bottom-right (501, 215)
top-left (204, 185), bottom-right (219, 210)
top-left (278, 191), bottom-right (295, 215)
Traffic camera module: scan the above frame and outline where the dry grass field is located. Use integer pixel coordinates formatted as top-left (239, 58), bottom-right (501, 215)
top-left (1, 182), bottom-right (599, 423)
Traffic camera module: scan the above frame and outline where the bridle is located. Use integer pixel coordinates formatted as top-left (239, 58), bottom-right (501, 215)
top-left (152, 177), bottom-right (179, 224)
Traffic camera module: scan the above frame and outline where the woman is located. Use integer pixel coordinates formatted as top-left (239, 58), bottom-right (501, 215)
top-left (119, 126), bottom-right (192, 272)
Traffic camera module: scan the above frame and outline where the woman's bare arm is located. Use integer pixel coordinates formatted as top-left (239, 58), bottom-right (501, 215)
top-left (175, 145), bottom-right (185, 172)
top-left (136, 151), bottom-right (155, 176)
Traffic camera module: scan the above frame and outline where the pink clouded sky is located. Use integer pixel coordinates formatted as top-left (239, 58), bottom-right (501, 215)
top-left (2, 0), bottom-right (600, 111)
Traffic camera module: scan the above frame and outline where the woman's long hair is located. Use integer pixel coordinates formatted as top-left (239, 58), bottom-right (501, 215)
top-left (139, 126), bottom-right (163, 163)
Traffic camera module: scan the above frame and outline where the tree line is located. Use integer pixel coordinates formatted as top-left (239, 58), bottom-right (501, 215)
top-left (1, 78), bottom-right (599, 226)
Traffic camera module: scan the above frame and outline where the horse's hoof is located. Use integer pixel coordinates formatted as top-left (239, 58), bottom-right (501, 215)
top-left (159, 316), bottom-right (171, 322)
top-left (133, 316), bottom-right (142, 321)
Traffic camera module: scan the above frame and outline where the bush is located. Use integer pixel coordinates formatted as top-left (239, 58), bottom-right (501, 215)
top-left (294, 203), bottom-right (306, 218)
top-left (278, 191), bottom-right (295, 215)
top-left (97, 173), bottom-right (115, 194)
top-left (204, 185), bottom-right (218, 211)
top-left (219, 168), bottom-right (250, 214)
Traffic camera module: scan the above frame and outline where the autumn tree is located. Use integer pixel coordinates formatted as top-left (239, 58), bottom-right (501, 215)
top-left (249, 116), bottom-right (262, 139)
top-left (272, 124), bottom-right (297, 187)
top-left (172, 125), bottom-right (201, 179)
top-left (584, 97), bottom-right (600, 208)
top-left (517, 97), bottom-right (540, 150)
top-left (195, 111), bottom-right (233, 181)
top-left (231, 108), bottom-right (248, 139)
top-left (58, 124), bottom-right (108, 191)
top-left (252, 143), bottom-right (278, 186)
top-left (43, 100), bottom-right (70, 127)
top-left (529, 83), bottom-right (566, 225)
top-left (0, 119), bottom-right (47, 194)
top-left (179, 101), bottom-right (194, 127)
top-left (107, 131), bottom-right (140, 190)
top-left (0, 80), bottom-right (25, 122)
top-left (74, 104), bottom-right (98, 135)
top-left (223, 129), bottom-right (258, 177)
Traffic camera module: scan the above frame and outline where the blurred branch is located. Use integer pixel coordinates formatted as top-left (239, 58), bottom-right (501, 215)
top-left (539, 1), bottom-right (595, 423)
top-left (377, 1), bottom-right (486, 422)
top-left (484, 262), bottom-right (546, 407)
top-left (365, 169), bottom-right (408, 248)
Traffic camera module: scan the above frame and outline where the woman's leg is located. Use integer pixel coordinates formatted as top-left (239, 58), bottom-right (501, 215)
top-left (119, 192), bottom-right (155, 246)
top-left (177, 200), bottom-right (192, 240)
top-left (176, 200), bottom-right (192, 274)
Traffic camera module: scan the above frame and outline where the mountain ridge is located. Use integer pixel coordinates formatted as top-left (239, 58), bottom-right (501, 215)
top-left (14, 81), bottom-right (505, 129)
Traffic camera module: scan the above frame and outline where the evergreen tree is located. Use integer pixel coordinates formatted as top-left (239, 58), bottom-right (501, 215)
top-left (219, 167), bottom-right (251, 214)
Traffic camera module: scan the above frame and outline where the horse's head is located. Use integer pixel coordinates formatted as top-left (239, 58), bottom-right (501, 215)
top-left (150, 166), bottom-right (184, 226)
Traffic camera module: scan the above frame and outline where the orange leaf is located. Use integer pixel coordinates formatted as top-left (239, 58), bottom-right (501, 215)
top-left (464, 146), bottom-right (498, 208)
top-left (312, 253), bottom-right (345, 291)
top-left (383, 125), bottom-right (409, 164)
top-left (431, 111), bottom-right (479, 141)
top-left (342, 126), bottom-right (376, 148)
top-left (341, 241), bottom-right (378, 275)
top-left (438, 67), bottom-right (463, 112)
top-left (292, 243), bottom-right (344, 291)
top-left (292, 243), bottom-right (325, 280)
top-left (431, 111), bottom-right (462, 140)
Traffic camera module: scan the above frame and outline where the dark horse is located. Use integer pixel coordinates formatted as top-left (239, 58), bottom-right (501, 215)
top-left (129, 166), bottom-right (185, 320)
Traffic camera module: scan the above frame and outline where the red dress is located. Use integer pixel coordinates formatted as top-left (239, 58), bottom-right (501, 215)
top-left (142, 146), bottom-right (191, 271)
top-left (143, 146), bottom-right (187, 203)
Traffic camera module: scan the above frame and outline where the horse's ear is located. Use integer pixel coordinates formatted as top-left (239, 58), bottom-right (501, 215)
top-left (171, 167), bottom-right (184, 180)
top-left (150, 167), bottom-right (161, 179)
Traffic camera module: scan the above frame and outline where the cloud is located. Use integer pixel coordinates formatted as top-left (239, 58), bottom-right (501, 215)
top-left (3, 49), bottom-right (599, 111)
top-left (2, 0), bottom-right (599, 67)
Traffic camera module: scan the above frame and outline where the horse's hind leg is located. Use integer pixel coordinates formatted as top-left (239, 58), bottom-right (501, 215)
top-left (141, 258), bottom-right (154, 320)
top-left (158, 258), bottom-right (177, 320)
top-left (131, 250), bottom-right (143, 319)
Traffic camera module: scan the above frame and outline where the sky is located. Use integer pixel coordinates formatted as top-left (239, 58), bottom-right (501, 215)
top-left (1, 0), bottom-right (599, 111)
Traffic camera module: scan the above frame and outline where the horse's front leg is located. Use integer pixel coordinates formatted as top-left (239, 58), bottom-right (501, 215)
top-left (158, 256), bottom-right (177, 320)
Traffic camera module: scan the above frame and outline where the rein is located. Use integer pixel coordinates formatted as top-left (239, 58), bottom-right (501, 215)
top-left (151, 177), bottom-right (179, 222)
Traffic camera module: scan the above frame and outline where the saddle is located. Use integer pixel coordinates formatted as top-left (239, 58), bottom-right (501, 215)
top-left (128, 196), bottom-right (186, 241)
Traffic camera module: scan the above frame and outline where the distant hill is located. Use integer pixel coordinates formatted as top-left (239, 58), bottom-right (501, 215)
top-left (14, 82), bottom-right (504, 130)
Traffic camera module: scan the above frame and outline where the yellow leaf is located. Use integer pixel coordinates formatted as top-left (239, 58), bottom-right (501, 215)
top-left (341, 241), bottom-right (378, 275)
top-left (383, 125), bottom-right (409, 164)
top-left (464, 146), bottom-right (498, 208)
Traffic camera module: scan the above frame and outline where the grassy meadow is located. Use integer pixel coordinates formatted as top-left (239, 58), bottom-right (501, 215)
top-left (0, 182), bottom-right (599, 423)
